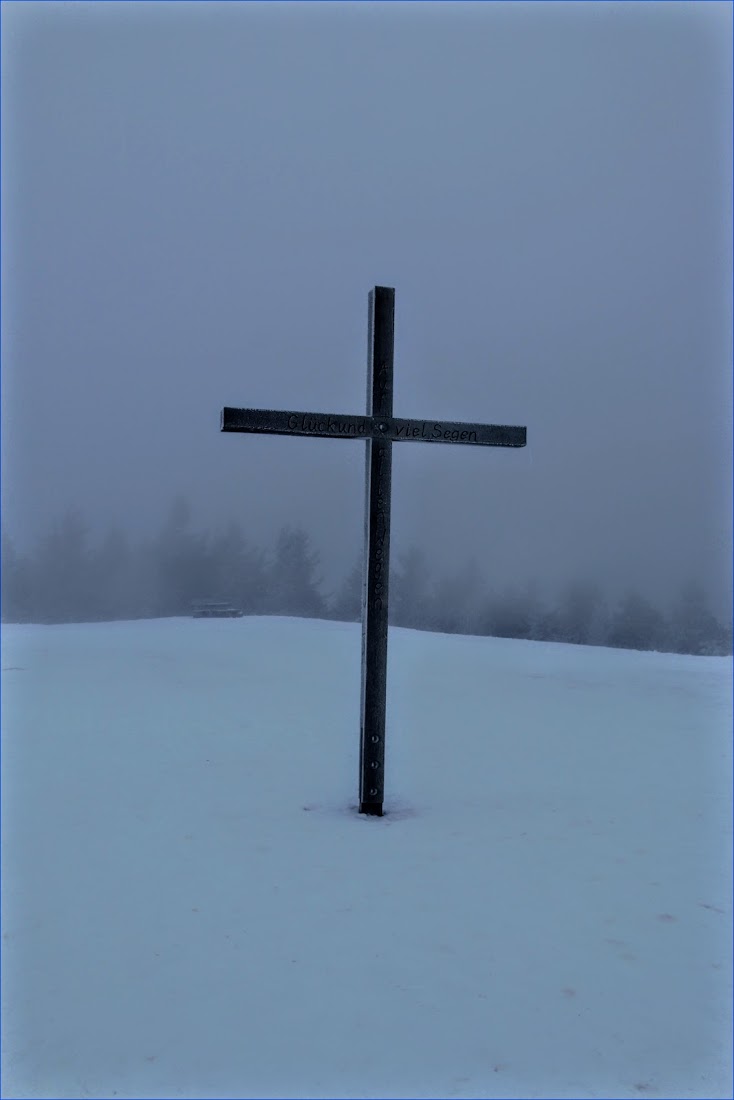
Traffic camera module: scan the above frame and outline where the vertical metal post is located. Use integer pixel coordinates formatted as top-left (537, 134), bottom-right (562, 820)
top-left (359, 287), bottom-right (394, 816)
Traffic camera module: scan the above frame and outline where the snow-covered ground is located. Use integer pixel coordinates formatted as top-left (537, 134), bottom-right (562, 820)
top-left (1, 616), bottom-right (731, 1099)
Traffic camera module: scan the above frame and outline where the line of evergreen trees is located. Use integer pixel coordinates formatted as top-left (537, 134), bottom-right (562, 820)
top-left (2, 499), bottom-right (731, 657)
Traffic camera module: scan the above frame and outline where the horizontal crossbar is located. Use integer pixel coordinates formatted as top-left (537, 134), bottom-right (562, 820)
top-left (221, 407), bottom-right (526, 448)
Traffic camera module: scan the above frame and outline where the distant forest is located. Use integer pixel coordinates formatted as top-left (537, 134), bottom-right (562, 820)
top-left (2, 498), bottom-right (731, 657)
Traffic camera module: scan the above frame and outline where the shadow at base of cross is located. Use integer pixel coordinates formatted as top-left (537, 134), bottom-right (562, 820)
top-left (351, 802), bottom-right (419, 822)
top-left (299, 800), bottom-right (420, 822)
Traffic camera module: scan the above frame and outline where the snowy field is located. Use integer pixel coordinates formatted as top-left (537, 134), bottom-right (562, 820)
top-left (1, 616), bottom-right (731, 1100)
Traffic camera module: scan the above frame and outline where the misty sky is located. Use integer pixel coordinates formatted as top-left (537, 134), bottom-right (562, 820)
top-left (2, 1), bottom-right (732, 610)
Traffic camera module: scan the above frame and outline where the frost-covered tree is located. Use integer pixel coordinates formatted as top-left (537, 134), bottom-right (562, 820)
top-left (330, 558), bottom-right (363, 623)
top-left (153, 496), bottom-right (210, 616)
top-left (1, 531), bottom-right (33, 622)
top-left (269, 525), bottom-right (327, 618)
top-left (482, 583), bottom-right (540, 641)
top-left (390, 545), bottom-right (434, 629)
top-left (552, 579), bottom-right (606, 646)
top-left (32, 508), bottom-right (93, 622)
top-left (669, 580), bottom-right (729, 655)
top-left (606, 589), bottom-right (666, 652)
top-left (208, 520), bottom-right (269, 614)
top-left (432, 557), bottom-right (486, 636)
top-left (89, 526), bottom-right (137, 621)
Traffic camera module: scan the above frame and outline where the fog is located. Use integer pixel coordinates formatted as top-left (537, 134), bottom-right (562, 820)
top-left (3, 1), bottom-right (732, 617)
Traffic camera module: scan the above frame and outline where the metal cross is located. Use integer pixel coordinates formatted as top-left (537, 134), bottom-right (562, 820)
top-left (221, 287), bottom-right (526, 815)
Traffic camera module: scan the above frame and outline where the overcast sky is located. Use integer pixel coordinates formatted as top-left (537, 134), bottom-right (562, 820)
top-left (2, 0), bottom-right (731, 610)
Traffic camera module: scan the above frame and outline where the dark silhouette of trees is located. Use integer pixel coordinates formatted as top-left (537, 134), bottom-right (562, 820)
top-left (1, 500), bottom-right (730, 658)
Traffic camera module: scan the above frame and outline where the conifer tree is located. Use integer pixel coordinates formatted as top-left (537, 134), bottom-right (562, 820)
top-left (390, 545), bottom-right (433, 629)
top-left (33, 508), bottom-right (92, 622)
top-left (1, 531), bottom-right (33, 623)
top-left (606, 589), bottom-right (666, 652)
top-left (331, 558), bottom-right (363, 623)
top-left (270, 525), bottom-right (327, 618)
top-left (153, 496), bottom-right (210, 616)
top-left (669, 580), bottom-right (728, 655)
